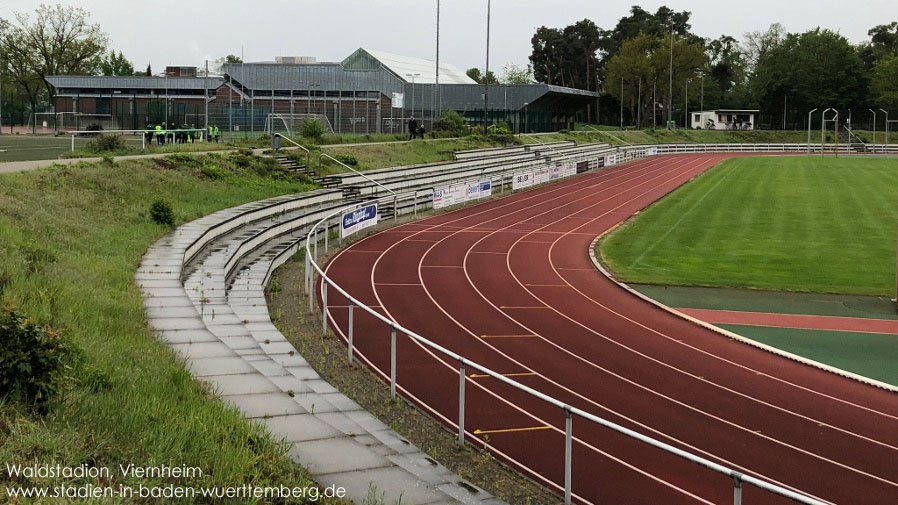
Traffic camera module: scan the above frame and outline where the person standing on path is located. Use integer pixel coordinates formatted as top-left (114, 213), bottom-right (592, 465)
top-left (407, 115), bottom-right (418, 141)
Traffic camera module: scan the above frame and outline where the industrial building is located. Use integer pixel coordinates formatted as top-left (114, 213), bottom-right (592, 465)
top-left (46, 48), bottom-right (598, 134)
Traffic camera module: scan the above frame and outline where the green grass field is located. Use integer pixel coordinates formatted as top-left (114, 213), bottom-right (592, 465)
top-left (600, 156), bottom-right (898, 296)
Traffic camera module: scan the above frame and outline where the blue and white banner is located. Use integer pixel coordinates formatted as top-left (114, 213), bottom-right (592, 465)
top-left (646, 146), bottom-right (658, 156)
top-left (434, 179), bottom-right (491, 209)
top-left (465, 180), bottom-right (492, 200)
top-left (604, 154), bottom-right (617, 166)
top-left (341, 204), bottom-right (378, 238)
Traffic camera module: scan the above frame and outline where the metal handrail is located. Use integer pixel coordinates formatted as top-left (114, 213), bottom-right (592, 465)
top-left (318, 152), bottom-right (396, 195)
top-left (274, 134), bottom-right (312, 170)
top-left (303, 159), bottom-right (828, 505)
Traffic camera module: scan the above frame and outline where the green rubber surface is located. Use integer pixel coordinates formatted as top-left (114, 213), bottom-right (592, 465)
top-left (718, 324), bottom-right (898, 387)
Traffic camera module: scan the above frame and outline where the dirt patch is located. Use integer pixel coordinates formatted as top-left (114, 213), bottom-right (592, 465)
top-left (267, 255), bottom-right (561, 505)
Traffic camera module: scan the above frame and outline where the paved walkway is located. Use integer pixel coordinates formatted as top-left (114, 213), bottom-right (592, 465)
top-left (139, 194), bottom-right (506, 505)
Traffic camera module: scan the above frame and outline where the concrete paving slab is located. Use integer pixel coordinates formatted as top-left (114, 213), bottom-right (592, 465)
top-left (267, 375), bottom-right (314, 395)
top-left (186, 356), bottom-right (257, 376)
top-left (222, 392), bottom-right (306, 418)
top-left (205, 374), bottom-right (281, 395)
top-left (315, 466), bottom-right (452, 505)
top-left (167, 342), bottom-right (235, 359)
top-left (260, 414), bottom-right (343, 443)
top-left (289, 438), bottom-right (391, 475)
top-left (155, 329), bottom-right (219, 344)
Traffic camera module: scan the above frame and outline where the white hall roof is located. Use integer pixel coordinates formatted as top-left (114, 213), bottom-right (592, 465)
top-left (345, 48), bottom-right (477, 85)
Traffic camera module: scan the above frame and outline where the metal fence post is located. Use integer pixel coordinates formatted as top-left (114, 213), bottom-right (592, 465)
top-left (458, 360), bottom-right (466, 447)
top-left (564, 407), bottom-right (573, 505)
top-left (348, 302), bottom-right (354, 364)
top-left (304, 247), bottom-right (310, 294)
top-left (733, 474), bottom-right (743, 505)
top-left (322, 279), bottom-right (328, 335)
top-left (390, 326), bottom-right (397, 399)
top-left (324, 220), bottom-right (329, 254)
top-left (393, 194), bottom-right (398, 221)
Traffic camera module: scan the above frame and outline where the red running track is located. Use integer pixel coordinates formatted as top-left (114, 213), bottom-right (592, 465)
top-left (319, 154), bottom-right (898, 505)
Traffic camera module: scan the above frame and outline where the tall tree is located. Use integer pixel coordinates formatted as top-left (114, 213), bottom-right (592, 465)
top-left (500, 63), bottom-right (532, 84)
top-left (604, 33), bottom-right (705, 126)
top-left (99, 50), bottom-right (134, 76)
top-left (1, 4), bottom-right (107, 108)
top-left (752, 28), bottom-right (868, 127)
top-left (145, 63), bottom-right (152, 76)
top-left (743, 23), bottom-right (786, 70)
top-left (706, 35), bottom-right (747, 97)
top-left (465, 67), bottom-right (497, 85)
top-left (871, 54), bottom-right (898, 111)
top-left (868, 22), bottom-right (898, 58)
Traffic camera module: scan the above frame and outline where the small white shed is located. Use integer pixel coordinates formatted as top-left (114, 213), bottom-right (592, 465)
top-left (690, 109), bottom-right (758, 130)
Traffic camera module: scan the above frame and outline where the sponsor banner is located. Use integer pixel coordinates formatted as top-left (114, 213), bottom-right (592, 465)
top-left (433, 184), bottom-right (465, 209)
top-left (576, 160), bottom-right (590, 173)
top-left (647, 146), bottom-right (658, 156)
top-left (533, 167), bottom-right (551, 185)
top-left (465, 180), bottom-right (492, 201)
top-left (604, 154), bottom-right (617, 166)
top-left (341, 204), bottom-right (378, 238)
top-left (512, 171), bottom-right (534, 190)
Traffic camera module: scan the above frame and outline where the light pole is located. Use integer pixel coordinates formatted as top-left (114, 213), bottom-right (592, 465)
top-left (668, 30), bottom-right (673, 129)
top-left (620, 77), bottom-right (623, 129)
top-left (807, 108), bottom-right (817, 155)
top-left (882, 109), bottom-right (890, 149)
top-left (523, 102), bottom-right (528, 134)
top-left (684, 78), bottom-right (688, 128)
top-left (483, 0), bottom-right (491, 130)
top-left (435, 0), bottom-right (440, 124)
top-left (869, 109), bottom-right (876, 153)
top-left (700, 74), bottom-right (703, 116)
top-left (406, 73), bottom-right (420, 121)
top-left (308, 83), bottom-right (320, 115)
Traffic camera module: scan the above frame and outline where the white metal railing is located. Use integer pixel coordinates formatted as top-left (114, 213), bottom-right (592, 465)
top-left (274, 134), bottom-right (312, 170)
top-left (302, 154), bottom-right (829, 505)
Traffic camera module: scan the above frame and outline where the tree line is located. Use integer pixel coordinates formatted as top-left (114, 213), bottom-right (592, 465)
top-left (527, 6), bottom-right (898, 129)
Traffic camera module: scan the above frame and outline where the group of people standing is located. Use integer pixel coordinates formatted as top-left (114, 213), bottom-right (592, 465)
top-left (407, 115), bottom-right (426, 140)
top-left (145, 123), bottom-right (220, 146)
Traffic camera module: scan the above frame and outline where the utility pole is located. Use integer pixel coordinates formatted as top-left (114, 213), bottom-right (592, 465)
top-left (204, 60), bottom-right (209, 130)
top-left (869, 109), bottom-right (877, 153)
top-left (483, 0), bottom-right (491, 131)
top-left (668, 30), bottom-right (673, 129)
top-left (435, 0), bottom-right (440, 122)
top-left (620, 77), bottom-right (623, 129)
top-left (684, 79), bottom-right (688, 128)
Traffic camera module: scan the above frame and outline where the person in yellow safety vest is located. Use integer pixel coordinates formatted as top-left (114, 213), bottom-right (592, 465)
top-left (213, 125), bottom-right (220, 142)
top-left (207, 125), bottom-right (213, 142)
top-left (156, 123), bottom-right (164, 145)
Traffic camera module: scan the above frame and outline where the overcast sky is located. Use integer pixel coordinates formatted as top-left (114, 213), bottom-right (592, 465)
top-left (1, 0), bottom-right (894, 75)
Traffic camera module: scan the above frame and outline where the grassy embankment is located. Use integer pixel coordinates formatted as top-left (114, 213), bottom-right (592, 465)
top-left (0, 151), bottom-right (339, 503)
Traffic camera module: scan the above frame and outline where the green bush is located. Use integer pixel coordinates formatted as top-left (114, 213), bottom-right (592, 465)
top-left (434, 110), bottom-right (468, 136)
top-left (334, 154), bottom-right (359, 166)
top-left (86, 133), bottom-right (129, 153)
top-left (0, 306), bottom-right (71, 411)
top-left (200, 161), bottom-right (227, 180)
top-left (299, 119), bottom-right (325, 140)
top-left (149, 198), bottom-right (175, 227)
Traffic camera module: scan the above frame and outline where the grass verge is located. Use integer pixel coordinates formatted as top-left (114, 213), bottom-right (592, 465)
top-left (0, 152), bottom-right (342, 503)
